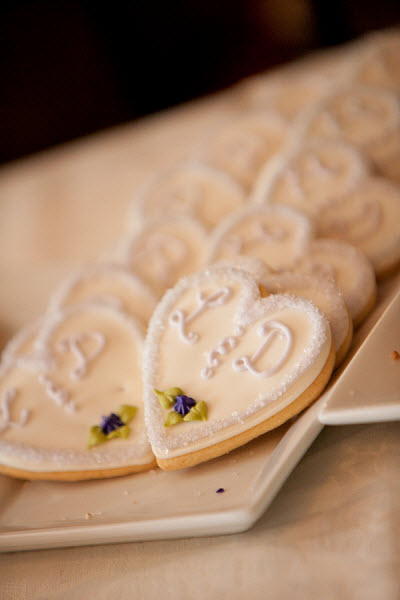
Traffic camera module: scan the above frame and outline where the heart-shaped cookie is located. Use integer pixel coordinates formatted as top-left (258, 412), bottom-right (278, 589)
top-left (302, 85), bottom-right (400, 183)
top-left (116, 216), bottom-right (208, 297)
top-left (294, 238), bottom-right (376, 327)
top-left (129, 162), bottom-right (246, 231)
top-left (48, 263), bottom-right (157, 326)
top-left (207, 204), bottom-right (313, 272)
top-left (259, 271), bottom-right (353, 368)
top-left (0, 303), bottom-right (155, 480)
top-left (315, 176), bottom-right (400, 277)
top-left (202, 110), bottom-right (293, 189)
top-left (253, 139), bottom-right (370, 218)
top-left (143, 267), bottom-right (334, 470)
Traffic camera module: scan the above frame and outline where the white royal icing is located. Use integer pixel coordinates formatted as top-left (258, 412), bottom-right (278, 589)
top-left (295, 239), bottom-right (376, 324)
top-left (37, 373), bottom-right (76, 413)
top-left (129, 162), bottom-right (246, 231)
top-left (47, 263), bottom-right (157, 327)
top-left (169, 286), bottom-right (232, 344)
top-left (207, 204), bottom-right (313, 272)
top-left (0, 303), bottom-right (155, 472)
top-left (56, 331), bottom-right (106, 380)
top-left (201, 335), bottom-right (240, 380)
top-left (252, 139), bottom-right (370, 218)
top-left (260, 271), bottom-right (352, 364)
top-left (0, 389), bottom-right (30, 433)
top-left (315, 176), bottom-right (400, 276)
top-left (143, 267), bottom-right (331, 459)
top-left (116, 216), bottom-right (208, 297)
top-left (202, 110), bottom-right (293, 189)
top-left (232, 320), bottom-right (293, 378)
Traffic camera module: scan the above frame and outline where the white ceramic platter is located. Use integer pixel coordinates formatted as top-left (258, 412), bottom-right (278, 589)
top-left (0, 271), bottom-right (399, 553)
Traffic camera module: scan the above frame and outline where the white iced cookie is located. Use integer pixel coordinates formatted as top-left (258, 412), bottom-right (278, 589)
top-left (202, 110), bottom-right (293, 189)
top-left (354, 31), bottom-right (400, 93)
top-left (302, 85), bottom-right (400, 182)
top-left (240, 72), bottom-right (332, 122)
top-left (315, 176), bottom-right (400, 277)
top-left (143, 267), bottom-right (334, 470)
top-left (259, 272), bottom-right (352, 368)
top-left (210, 256), bottom-right (273, 283)
top-left (116, 217), bottom-right (208, 297)
top-left (48, 264), bottom-right (157, 326)
top-left (129, 162), bottom-right (246, 231)
top-left (0, 304), bottom-right (156, 480)
top-left (295, 239), bottom-right (376, 327)
top-left (253, 139), bottom-right (370, 218)
top-left (207, 205), bottom-right (313, 272)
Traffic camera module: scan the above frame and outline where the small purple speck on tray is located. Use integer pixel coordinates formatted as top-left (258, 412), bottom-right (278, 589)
top-left (216, 488), bottom-right (225, 494)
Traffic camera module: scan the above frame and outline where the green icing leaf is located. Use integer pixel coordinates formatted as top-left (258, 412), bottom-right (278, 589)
top-left (118, 404), bottom-right (137, 424)
top-left (183, 401), bottom-right (208, 422)
top-left (154, 389), bottom-right (175, 409)
top-left (164, 411), bottom-right (184, 427)
top-left (165, 387), bottom-right (184, 398)
top-left (107, 425), bottom-right (130, 440)
top-left (88, 426), bottom-right (107, 448)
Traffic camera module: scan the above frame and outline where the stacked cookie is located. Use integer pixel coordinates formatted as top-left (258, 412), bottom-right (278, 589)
top-left (1, 29), bottom-right (399, 479)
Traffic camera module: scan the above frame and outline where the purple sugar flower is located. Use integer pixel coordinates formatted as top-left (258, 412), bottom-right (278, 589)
top-left (101, 413), bottom-right (124, 435)
top-left (174, 395), bottom-right (196, 416)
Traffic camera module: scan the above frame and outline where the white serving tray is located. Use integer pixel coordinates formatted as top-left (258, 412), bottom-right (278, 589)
top-left (0, 271), bottom-right (399, 553)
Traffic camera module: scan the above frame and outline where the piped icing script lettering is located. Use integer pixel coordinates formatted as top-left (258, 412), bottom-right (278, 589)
top-left (232, 320), bottom-right (293, 378)
top-left (57, 331), bottom-right (106, 380)
top-left (0, 388), bottom-right (30, 433)
top-left (169, 286), bottom-right (232, 344)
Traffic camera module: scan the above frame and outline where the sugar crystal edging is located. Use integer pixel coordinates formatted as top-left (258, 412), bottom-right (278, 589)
top-left (302, 84), bottom-right (400, 147)
top-left (129, 160), bottom-right (246, 231)
top-left (260, 271), bottom-right (350, 351)
top-left (0, 302), bottom-right (154, 467)
top-left (47, 263), bottom-right (157, 323)
top-left (206, 203), bottom-right (314, 268)
top-left (252, 138), bottom-right (371, 209)
top-left (211, 256), bottom-right (272, 282)
top-left (143, 267), bottom-right (329, 453)
top-left (298, 238), bottom-right (376, 320)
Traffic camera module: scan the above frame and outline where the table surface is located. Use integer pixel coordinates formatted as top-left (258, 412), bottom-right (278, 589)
top-left (0, 91), bottom-right (399, 600)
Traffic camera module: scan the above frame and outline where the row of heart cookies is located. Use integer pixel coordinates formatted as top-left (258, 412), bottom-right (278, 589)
top-left (0, 259), bottom-right (341, 478)
top-left (235, 30), bottom-right (400, 184)
top-left (128, 132), bottom-right (400, 280)
top-left (1, 30), bottom-right (398, 480)
top-left (0, 199), bottom-right (377, 480)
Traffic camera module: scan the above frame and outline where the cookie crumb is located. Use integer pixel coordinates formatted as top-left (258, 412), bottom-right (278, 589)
top-left (216, 488), bottom-right (225, 494)
top-left (391, 350), bottom-right (400, 360)
top-left (85, 513), bottom-right (93, 520)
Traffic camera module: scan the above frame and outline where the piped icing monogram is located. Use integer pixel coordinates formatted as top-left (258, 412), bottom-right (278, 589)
top-left (0, 389), bottom-right (29, 433)
top-left (131, 164), bottom-right (246, 231)
top-left (0, 304), bottom-right (154, 474)
top-left (207, 205), bottom-right (312, 272)
top-left (131, 232), bottom-right (188, 284)
top-left (254, 140), bottom-right (370, 217)
top-left (56, 331), bottom-right (106, 380)
top-left (232, 320), bottom-right (293, 378)
top-left (169, 286), bottom-right (232, 344)
top-left (143, 268), bottom-right (332, 459)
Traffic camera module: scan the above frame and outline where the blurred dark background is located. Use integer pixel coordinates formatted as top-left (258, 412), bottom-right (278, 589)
top-left (1, 0), bottom-right (400, 165)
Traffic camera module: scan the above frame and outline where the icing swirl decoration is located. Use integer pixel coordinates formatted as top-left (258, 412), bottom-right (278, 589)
top-left (232, 320), bottom-right (293, 378)
top-left (169, 286), bottom-right (232, 344)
